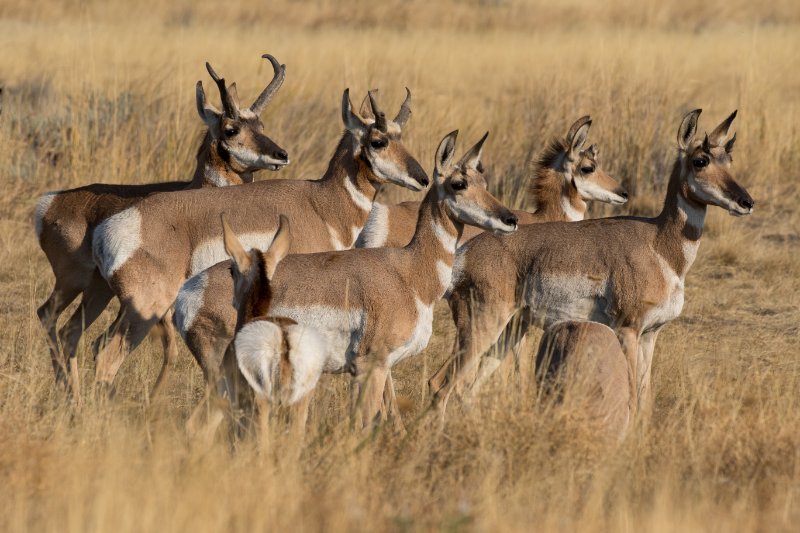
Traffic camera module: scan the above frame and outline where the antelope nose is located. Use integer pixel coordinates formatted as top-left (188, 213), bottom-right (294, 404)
top-left (620, 191), bottom-right (629, 200)
top-left (503, 213), bottom-right (518, 228)
top-left (418, 175), bottom-right (430, 187)
top-left (738, 197), bottom-right (754, 210)
top-left (274, 148), bottom-right (289, 162)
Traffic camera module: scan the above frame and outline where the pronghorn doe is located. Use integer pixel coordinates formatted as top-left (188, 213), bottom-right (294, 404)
top-left (429, 109), bottom-right (754, 421)
top-left (356, 116), bottom-right (628, 249)
top-left (248, 130), bottom-right (518, 430)
top-left (170, 90), bottom-right (427, 390)
top-left (91, 89), bottom-right (428, 395)
top-left (34, 55), bottom-right (288, 396)
top-left (535, 321), bottom-right (632, 443)
top-left (213, 214), bottom-right (325, 439)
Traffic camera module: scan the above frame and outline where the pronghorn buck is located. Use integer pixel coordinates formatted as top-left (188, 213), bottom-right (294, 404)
top-left (356, 116), bottom-right (627, 248)
top-left (535, 321), bottom-right (632, 443)
top-left (429, 109), bottom-right (754, 421)
top-left (171, 90), bottom-right (427, 388)
top-left (217, 214), bottom-right (325, 436)
top-left (34, 54), bottom-right (288, 395)
top-left (247, 130), bottom-right (518, 430)
top-left (91, 89), bottom-right (428, 394)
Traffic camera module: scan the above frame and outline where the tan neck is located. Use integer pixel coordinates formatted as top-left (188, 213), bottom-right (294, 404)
top-left (528, 143), bottom-right (585, 222)
top-left (314, 133), bottom-right (380, 248)
top-left (406, 188), bottom-right (461, 304)
top-left (530, 165), bottom-right (586, 222)
top-left (191, 133), bottom-right (248, 188)
top-left (654, 157), bottom-right (706, 276)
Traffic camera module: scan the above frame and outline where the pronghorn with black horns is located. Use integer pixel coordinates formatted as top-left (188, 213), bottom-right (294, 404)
top-left (356, 116), bottom-right (628, 249)
top-left (234, 130), bottom-right (518, 430)
top-left (171, 89), bottom-right (424, 390)
top-left (91, 88), bottom-right (428, 395)
top-left (429, 109), bottom-right (753, 422)
top-left (34, 54), bottom-right (289, 398)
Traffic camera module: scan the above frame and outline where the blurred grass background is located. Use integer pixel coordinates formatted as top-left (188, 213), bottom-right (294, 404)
top-left (1, 1), bottom-right (799, 531)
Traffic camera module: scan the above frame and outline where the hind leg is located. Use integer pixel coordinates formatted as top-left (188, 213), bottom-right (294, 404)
top-left (37, 280), bottom-right (84, 386)
top-left (58, 271), bottom-right (115, 401)
top-left (93, 306), bottom-right (161, 396)
top-left (149, 311), bottom-right (179, 400)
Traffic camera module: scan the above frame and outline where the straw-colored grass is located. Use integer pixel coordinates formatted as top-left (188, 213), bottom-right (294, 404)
top-left (1, 1), bottom-right (799, 531)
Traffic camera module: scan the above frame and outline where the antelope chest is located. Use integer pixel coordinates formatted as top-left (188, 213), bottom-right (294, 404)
top-left (641, 256), bottom-right (685, 332)
top-left (387, 298), bottom-right (434, 367)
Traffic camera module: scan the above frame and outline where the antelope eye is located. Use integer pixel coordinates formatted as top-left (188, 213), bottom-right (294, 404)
top-left (451, 180), bottom-right (468, 191)
top-left (692, 157), bottom-right (709, 169)
top-left (370, 138), bottom-right (388, 149)
top-left (581, 166), bottom-right (595, 174)
top-left (224, 127), bottom-right (239, 138)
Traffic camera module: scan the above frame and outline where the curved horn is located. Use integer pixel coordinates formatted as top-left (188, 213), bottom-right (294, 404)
top-left (394, 87), bottom-right (412, 126)
top-left (709, 109), bottom-right (737, 145)
top-left (368, 90), bottom-right (387, 132)
top-left (206, 62), bottom-right (239, 118)
top-left (250, 54), bottom-right (286, 115)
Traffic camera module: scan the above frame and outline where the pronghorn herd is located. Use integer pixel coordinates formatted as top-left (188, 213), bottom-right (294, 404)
top-left (34, 53), bottom-right (754, 441)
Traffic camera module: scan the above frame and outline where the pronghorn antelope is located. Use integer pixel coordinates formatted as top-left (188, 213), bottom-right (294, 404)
top-left (356, 116), bottom-right (628, 249)
top-left (171, 90), bottom-right (426, 388)
top-left (217, 214), bottom-right (325, 437)
top-left (91, 89), bottom-right (428, 394)
top-left (182, 115), bottom-right (628, 392)
top-left (240, 130), bottom-right (518, 430)
top-left (34, 55), bottom-right (288, 395)
top-left (429, 109), bottom-right (753, 421)
top-left (535, 321), bottom-right (632, 442)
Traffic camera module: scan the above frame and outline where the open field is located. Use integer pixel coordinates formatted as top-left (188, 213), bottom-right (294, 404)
top-left (1, 0), bottom-right (799, 531)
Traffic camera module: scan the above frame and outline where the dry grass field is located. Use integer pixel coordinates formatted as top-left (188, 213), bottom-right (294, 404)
top-left (1, 0), bottom-right (799, 531)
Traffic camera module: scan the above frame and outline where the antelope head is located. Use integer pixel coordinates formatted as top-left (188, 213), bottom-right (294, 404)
top-left (677, 109), bottom-right (753, 216)
top-left (222, 214), bottom-right (292, 325)
top-left (341, 88), bottom-right (429, 192)
top-left (196, 54), bottom-right (290, 175)
top-left (562, 116), bottom-right (628, 205)
top-left (434, 130), bottom-right (518, 235)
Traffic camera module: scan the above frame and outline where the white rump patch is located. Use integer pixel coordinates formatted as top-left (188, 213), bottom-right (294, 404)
top-left (284, 324), bottom-right (328, 404)
top-left (355, 202), bottom-right (389, 248)
top-left (34, 192), bottom-right (57, 240)
top-left (387, 298), bottom-right (434, 367)
top-left (269, 305), bottom-right (366, 373)
top-left (93, 207), bottom-right (142, 278)
top-left (235, 320), bottom-right (284, 398)
top-left (191, 230), bottom-right (276, 275)
top-left (173, 271), bottom-right (209, 340)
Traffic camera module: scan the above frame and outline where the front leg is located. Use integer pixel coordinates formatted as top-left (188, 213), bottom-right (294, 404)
top-left (637, 328), bottom-right (661, 420)
top-left (351, 362), bottom-right (389, 432)
top-left (382, 370), bottom-right (406, 435)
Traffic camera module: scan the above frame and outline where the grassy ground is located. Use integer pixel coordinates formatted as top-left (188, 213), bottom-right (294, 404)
top-left (1, 1), bottom-right (799, 531)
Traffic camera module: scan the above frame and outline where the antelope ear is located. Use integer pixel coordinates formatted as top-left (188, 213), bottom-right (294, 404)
top-left (709, 109), bottom-right (737, 145)
top-left (724, 132), bottom-right (736, 153)
top-left (196, 81), bottom-right (222, 130)
top-left (457, 131), bottom-right (489, 171)
top-left (566, 116), bottom-right (592, 155)
top-left (264, 215), bottom-right (292, 278)
top-left (221, 214), bottom-right (251, 273)
top-left (678, 109), bottom-right (702, 151)
top-left (434, 130), bottom-right (459, 179)
top-left (342, 89), bottom-right (368, 136)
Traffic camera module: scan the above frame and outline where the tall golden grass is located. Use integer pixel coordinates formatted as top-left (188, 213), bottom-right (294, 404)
top-left (1, 0), bottom-right (799, 531)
